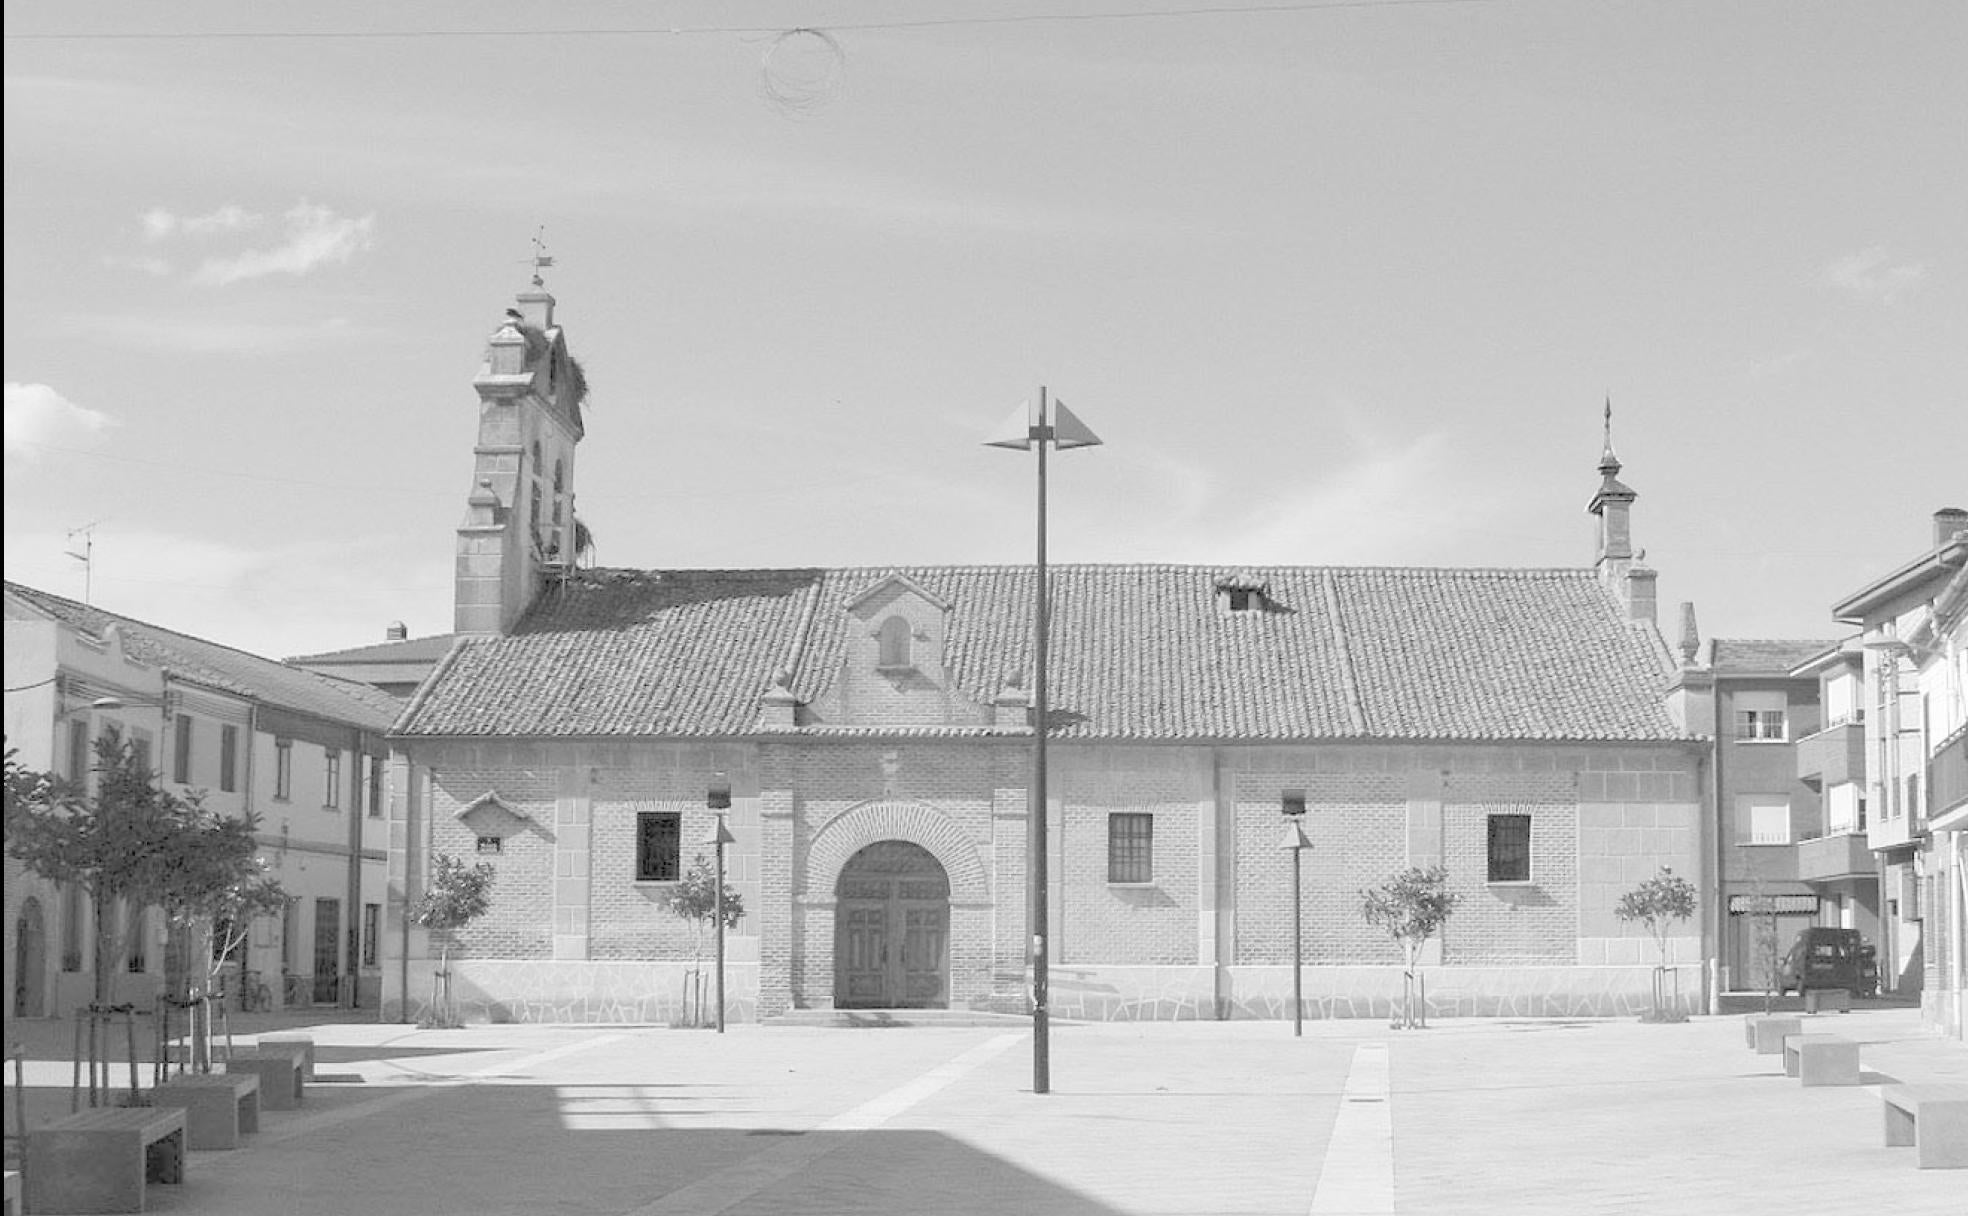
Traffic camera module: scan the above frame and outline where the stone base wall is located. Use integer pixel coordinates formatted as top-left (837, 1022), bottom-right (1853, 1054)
top-left (390, 959), bottom-right (759, 1026)
top-left (1046, 963), bottom-right (1701, 1022)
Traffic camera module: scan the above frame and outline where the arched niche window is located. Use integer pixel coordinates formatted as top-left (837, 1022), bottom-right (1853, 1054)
top-left (877, 616), bottom-right (913, 670)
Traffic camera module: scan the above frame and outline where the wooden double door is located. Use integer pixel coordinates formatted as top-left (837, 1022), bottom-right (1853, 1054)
top-left (835, 841), bottom-right (949, 1009)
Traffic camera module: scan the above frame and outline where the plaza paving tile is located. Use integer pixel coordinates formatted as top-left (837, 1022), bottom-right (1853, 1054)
top-left (1, 1010), bottom-right (1960, 1214)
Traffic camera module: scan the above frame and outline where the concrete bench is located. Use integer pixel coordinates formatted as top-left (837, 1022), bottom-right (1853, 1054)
top-left (1744, 1014), bottom-right (1801, 1054)
top-left (1802, 987), bottom-right (1851, 1014)
top-left (1782, 1034), bottom-right (1860, 1086)
top-left (255, 1033), bottom-right (316, 1080)
top-left (150, 1071), bottom-right (261, 1149)
top-left (1882, 1084), bottom-right (1968, 1169)
top-left (224, 1051), bottom-right (303, 1110)
top-left (25, 1104), bottom-right (186, 1214)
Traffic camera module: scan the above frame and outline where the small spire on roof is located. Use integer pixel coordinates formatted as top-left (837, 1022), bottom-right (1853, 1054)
top-left (1599, 395), bottom-right (1621, 475)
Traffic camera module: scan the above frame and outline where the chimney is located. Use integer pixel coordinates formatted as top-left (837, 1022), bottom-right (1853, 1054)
top-left (1935, 507), bottom-right (1968, 548)
top-left (1624, 564), bottom-right (1657, 625)
top-left (515, 284), bottom-right (555, 331)
top-left (386, 620), bottom-right (408, 642)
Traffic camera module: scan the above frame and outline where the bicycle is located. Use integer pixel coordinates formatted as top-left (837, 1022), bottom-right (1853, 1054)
top-left (281, 972), bottom-right (312, 1008)
top-left (237, 970), bottom-right (272, 1014)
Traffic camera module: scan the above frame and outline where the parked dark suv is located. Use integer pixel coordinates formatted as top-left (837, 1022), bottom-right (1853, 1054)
top-left (1774, 927), bottom-right (1876, 997)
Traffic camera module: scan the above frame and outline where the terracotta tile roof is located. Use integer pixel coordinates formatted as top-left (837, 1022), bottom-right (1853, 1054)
top-left (5, 581), bottom-right (401, 730)
top-left (397, 564), bottom-right (1686, 742)
top-left (1710, 638), bottom-right (1842, 677)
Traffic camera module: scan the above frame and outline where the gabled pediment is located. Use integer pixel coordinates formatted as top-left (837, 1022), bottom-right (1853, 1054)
top-left (456, 791), bottom-right (541, 842)
top-left (842, 571), bottom-right (951, 616)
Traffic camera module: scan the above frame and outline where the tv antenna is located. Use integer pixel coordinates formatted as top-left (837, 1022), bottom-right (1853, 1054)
top-left (66, 520), bottom-right (104, 604)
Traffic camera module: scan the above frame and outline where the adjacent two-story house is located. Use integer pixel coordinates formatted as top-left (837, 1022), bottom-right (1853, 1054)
top-left (378, 283), bottom-right (1712, 1026)
top-left (1825, 509), bottom-right (1968, 1038)
top-left (4, 583), bottom-right (402, 1020)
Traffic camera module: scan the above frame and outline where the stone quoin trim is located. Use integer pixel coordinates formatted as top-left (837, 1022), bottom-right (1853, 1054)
top-left (802, 800), bottom-right (991, 903)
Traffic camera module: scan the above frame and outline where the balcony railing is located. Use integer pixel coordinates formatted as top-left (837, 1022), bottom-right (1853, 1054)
top-left (1932, 722), bottom-right (1968, 817)
top-left (1796, 720), bottom-right (1866, 787)
top-left (1795, 831), bottom-right (1873, 883)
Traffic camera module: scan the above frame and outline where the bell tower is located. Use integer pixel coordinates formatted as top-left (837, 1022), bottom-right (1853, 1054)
top-left (455, 243), bottom-right (587, 636)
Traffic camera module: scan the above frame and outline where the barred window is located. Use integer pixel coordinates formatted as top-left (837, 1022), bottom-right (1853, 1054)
top-left (274, 739), bottom-right (293, 801)
top-left (1108, 812), bottom-right (1153, 884)
top-left (324, 749), bottom-right (342, 808)
top-left (1486, 814), bottom-right (1532, 883)
top-left (636, 811), bottom-right (682, 882)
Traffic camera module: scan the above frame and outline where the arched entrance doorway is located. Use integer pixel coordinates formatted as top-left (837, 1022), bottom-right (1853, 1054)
top-left (14, 896), bottom-right (47, 1018)
top-left (834, 841), bottom-right (949, 1009)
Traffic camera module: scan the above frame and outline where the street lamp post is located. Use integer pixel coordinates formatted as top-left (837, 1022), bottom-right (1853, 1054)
top-left (705, 775), bottom-right (735, 1034)
top-left (1281, 790), bottom-right (1310, 1037)
top-left (987, 387), bottom-right (1102, 1095)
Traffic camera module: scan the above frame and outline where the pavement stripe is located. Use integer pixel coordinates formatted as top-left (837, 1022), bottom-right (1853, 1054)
top-left (1309, 1041), bottom-right (1394, 1215)
top-left (623, 1031), bottom-right (1023, 1216)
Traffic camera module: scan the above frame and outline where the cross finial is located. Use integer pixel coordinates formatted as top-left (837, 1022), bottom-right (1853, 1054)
top-left (530, 225), bottom-right (554, 288)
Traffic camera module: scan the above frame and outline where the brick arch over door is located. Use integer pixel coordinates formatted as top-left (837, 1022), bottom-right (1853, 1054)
top-left (803, 801), bottom-right (990, 905)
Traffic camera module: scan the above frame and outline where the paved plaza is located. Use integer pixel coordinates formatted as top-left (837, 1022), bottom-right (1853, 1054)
top-left (4, 1008), bottom-right (1963, 1214)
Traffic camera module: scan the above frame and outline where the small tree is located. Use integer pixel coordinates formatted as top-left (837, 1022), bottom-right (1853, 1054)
top-left (412, 853), bottom-right (495, 1027)
top-left (5, 730), bottom-right (232, 1101)
top-left (1361, 865), bottom-right (1460, 1029)
top-left (667, 853), bottom-right (745, 1026)
top-left (1615, 866), bottom-right (1699, 1023)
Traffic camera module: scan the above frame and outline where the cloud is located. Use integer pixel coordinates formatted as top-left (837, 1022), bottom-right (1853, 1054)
top-left (189, 203), bottom-right (375, 286)
top-left (101, 253), bottom-right (174, 276)
top-left (4, 383), bottom-right (116, 461)
top-left (56, 313), bottom-right (364, 356)
top-left (1824, 247), bottom-right (1925, 303)
top-left (140, 204), bottom-right (263, 242)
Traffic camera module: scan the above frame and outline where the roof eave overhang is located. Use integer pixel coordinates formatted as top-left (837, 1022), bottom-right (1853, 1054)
top-left (1832, 541), bottom-right (1968, 625)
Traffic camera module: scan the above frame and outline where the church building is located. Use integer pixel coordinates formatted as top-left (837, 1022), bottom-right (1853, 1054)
top-left (381, 283), bottom-right (1709, 1024)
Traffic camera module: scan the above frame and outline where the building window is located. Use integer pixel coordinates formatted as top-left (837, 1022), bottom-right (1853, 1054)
top-left (1486, 814), bottom-right (1532, 883)
top-left (1733, 692), bottom-right (1788, 742)
top-left (68, 719), bottom-right (90, 783)
top-left (172, 714), bottom-right (193, 784)
top-left (274, 739), bottom-right (293, 801)
top-left (1107, 812), bottom-right (1153, 883)
top-left (476, 835), bottom-right (503, 855)
top-left (367, 756), bottom-right (384, 819)
top-left (129, 728), bottom-right (153, 779)
top-left (1227, 588), bottom-right (1257, 612)
top-left (126, 903), bottom-right (147, 974)
top-left (324, 749), bottom-right (342, 808)
top-left (1735, 795), bottom-right (1791, 845)
top-left (1906, 773), bottom-right (1922, 820)
top-left (363, 903), bottom-right (381, 968)
top-left (877, 616), bottom-right (913, 669)
top-left (635, 811), bottom-right (682, 882)
top-left (219, 725), bottom-right (239, 793)
top-left (61, 883), bottom-right (84, 972)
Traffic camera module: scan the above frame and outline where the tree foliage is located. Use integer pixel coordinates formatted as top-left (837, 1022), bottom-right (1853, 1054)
top-left (1614, 866), bottom-right (1698, 964)
top-left (1361, 865), bottom-right (1461, 957)
top-left (413, 852), bottom-right (496, 939)
top-left (1361, 865), bottom-right (1461, 1029)
top-left (1615, 865), bottom-right (1699, 1022)
top-left (667, 852), bottom-right (746, 962)
top-left (4, 729), bottom-right (275, 1005)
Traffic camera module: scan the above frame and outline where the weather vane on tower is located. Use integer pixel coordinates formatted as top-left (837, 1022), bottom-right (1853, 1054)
top-left (530, 225), bottom-right (553, 288)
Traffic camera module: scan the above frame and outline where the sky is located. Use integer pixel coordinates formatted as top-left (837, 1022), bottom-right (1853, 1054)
top-left (4, 0), bottom-right (1964, 664)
